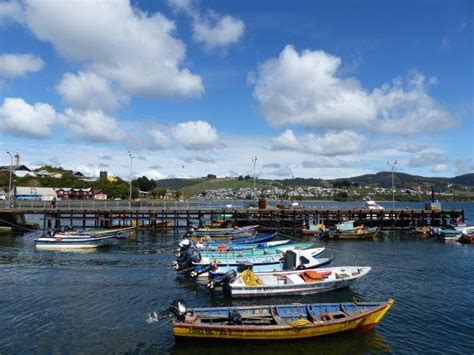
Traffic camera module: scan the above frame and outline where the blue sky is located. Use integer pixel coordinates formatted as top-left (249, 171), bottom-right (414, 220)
top-left (0, 0), bottom-right (472, 180)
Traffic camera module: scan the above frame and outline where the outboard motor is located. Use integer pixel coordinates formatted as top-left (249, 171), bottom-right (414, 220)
top-left (174, 249), bottom-right (202, 271)
top-left (207, 269), bottom-right (237, 289)
top-left (170, 299), bottom-right (187, 322)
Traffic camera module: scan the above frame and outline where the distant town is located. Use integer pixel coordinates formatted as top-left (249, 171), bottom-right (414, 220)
top-left (1, 160), bottom-right (473, 203)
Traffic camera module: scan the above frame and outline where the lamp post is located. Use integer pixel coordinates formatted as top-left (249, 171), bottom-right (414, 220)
top-left (251, 155), bottom-right (258, 203)
top-left (386, 159), bottom-right (398, 209)
top-left (128, 151), bottom-right (134, 209)
top-left (6, 150), bottom-right (12, 207)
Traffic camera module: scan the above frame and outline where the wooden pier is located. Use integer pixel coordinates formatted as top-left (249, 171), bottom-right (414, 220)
top-left (0, 208), bottom-right (465, 232)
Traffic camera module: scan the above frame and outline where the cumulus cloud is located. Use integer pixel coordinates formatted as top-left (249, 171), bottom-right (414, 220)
top-left (431, 164), bottom-right (449, 173)
top-left (148, 127), bottom-right (171, 150)
top-left (61, 109), bottom-right (119, 143)
top-left (56, 71), bottom-right (126, 112)
top-left (271, 129), bottom-right (364, 156)
top-left (181, 154), bottom-right (216, 163)
top-left (252, 46), bottom-right (458, 134)
top-left (0, 97), bottom-right (58, 138)
top-left (98, 163), bottom-right (109, 168)
top-left (271, 164), bottom-right (293, 177)
top-left (252, 45), bottom-right (376, 129)
top-left (168, 0), bottom-right (244, 51)
top-left (399, 143), bottom-right (427, 153)
top-left (0, 53), bottom-right (44, 77)
top-left (302, 156), bottom-right (357, 168)
top-left (135, 169), bottom-right (165, 180)
top-left (193, 13), bottom-right (245, 51)
top-left (172, 120), bottom-right (219, 149)
top-left (262, 163), bottom-right (282, 169)
top-left (22, 0), bottom-right (203, 98)
top-left (99, 155), bottom-right (112, 160)
top-left (373, 71), bottom-right (458, 134)
top-left (407, 152), bottom-right (446, 167)
top-left (0, 1), bottom-right (24, 24)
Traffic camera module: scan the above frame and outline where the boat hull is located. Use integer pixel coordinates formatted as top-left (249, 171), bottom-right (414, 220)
top-left (34, 235), bottom-right (116, 249)
top-left (172, 299), bottom-right (394, 340)
top-left (328, 227), bottom-right (379, 240)
top-left (199, 242), bottom-right (313, 258)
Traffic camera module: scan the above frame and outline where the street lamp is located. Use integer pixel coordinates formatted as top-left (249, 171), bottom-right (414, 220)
top-left (251, 155), bottom-right (258, 203)
top-left (6, 150), bottom-right (12, 207)
top-left (387, 159), bottom-right (398, 209)
top-left (128, 150), bottom-right (134, 209)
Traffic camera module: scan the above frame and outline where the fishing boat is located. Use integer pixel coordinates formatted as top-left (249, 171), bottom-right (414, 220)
top-left (365, 197), bottom-right (384, 210)
top-left (301, 223), bottom-right (327, 237)
top-left (34, 234), bottom-right (116, 250)
top-left (187, 225), bottom-right (259, 238)
top-left (147, 298), bottom-right (394, 340)
top-left (0, 226), bottom-right (13, 235)
top-left (208, 266), bottom-right (371, 298)
top-left (413, 226), bottom-right (430, 237)
top-left (185, 242), bottom-right (314, 259)
top-left (178, 248), bottom-right (332, 279)
top-left (456, 227), bottom-right (474, 244)
top-left (189, 239), bottom-right (291, 252)
top-left (327, 221), bottom-right (379, 240)
top-left (50, 226), bottom-right (135, 239)
top-left (191, 233), bottom-right (276, 246)
top-left (434, 224), bottom-right (463, 242)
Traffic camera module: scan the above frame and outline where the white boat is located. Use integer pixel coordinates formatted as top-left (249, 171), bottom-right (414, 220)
top-left (34, 234), bottom-right (116, 250)
top-left (365, 197), bottom-right (384, 210)
top-left (210, 266), bottom-right (371, 297)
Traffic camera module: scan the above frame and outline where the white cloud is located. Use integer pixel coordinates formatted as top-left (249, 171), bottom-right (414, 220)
top-left (302, 156), bottom-right (357, 168)
top-left (61, 109), bottom-right (119, 143)
top-left (431, 164), bottom-right (449, 173)
top-left (0, 1), bottom-right (24, 24)
top-left (167, 0), bottom-right (194, 15)
top-left (0, 53), bottom-right (44, 77)
top-left (0, 97), bottom-right (58, 138)
top-left (262, 163), bottom-right (281, 169)
top-left (148, 127), bottom-right (171, 150)
top-left (271, 129), bottom-right (364, 156)
top-left (271, 129), bottom-right (301, 151)
top-left (172, 120), bottom-right (219, 149)
top-left (270, 164), bottom-right (293, 177)
top-left (373, 71), bottom-right (458, 134)
top-left (181, 154), bottom-right (216, 163)
top-left (399, 143), bottom-right (427, 153)
top-left (135, 169), bottom-right (165, 180)
top-left (408, 152), bottom-right (446, 167)
top-left (193, 13), bottom-right (245, 51)
top-left (252, 46), bottom-right (458, 135)
top-left (252, 45), bottom-right (376, 129)
top-left (56, 71), bottom-right (126, 112)
top-left (23, 0), bottom-right (203, 98)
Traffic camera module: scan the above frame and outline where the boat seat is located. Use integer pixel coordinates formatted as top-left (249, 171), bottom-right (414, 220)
top-left (271, 308), bottom-right (285, 325)
top-left (286, 273), bottom-right (305, 284)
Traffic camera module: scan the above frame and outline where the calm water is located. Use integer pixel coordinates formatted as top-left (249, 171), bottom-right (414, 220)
top-left (1, 202), bottom-right (473, 354)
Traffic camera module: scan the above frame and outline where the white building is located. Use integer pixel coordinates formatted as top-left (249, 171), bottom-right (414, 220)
top-left (15, 186), bottom-right (57, 201)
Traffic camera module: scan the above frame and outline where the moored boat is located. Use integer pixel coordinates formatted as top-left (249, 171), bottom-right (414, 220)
top-left (147, 298), bottom-right (394, 340)
top-left (34, 234), bottom-right (116, 250)
top-left (328, 225), bottom-right (379, 240)
top-left (456, 227), bottom-right (474, 244)
top-left (190, 239), bottom-right (290, 252)
top-left (187, 225), bottom-right (259, 238)
top-left (208, 266), bottom-right (371, 298)
top-left (191, 233), bottom-right (276, 246)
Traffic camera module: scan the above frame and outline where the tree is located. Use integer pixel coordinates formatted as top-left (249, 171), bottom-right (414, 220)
top-left (238, 175), bottom-right (243, 181)
top-left (175, 190), bottom-right (182, 200)
top-left (133, 176), bottom-right (155, 192)
top-left (150, 188), bottom-right (167, 199)
top-left (206, 174), bottom-right (216, 179)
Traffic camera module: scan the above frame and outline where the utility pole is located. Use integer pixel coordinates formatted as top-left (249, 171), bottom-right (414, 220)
top-left (128, 151), bottom-right (134, 209)
top-left (6, 150), bottom-right (12, 208)
top-left (387, 159), bottom-right (398, 209)
top-left (251, 155), bottom-right (257, 203)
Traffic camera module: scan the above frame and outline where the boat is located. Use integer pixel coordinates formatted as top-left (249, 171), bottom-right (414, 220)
top-left (327, 221), bottom-right (379, 240)
top-left (0, 226), bottom-right (13, 235)
top-left (302, 223), bottom-right (327, 237)
top-left (191, 242), bottom-right (314, 259)
top-left (365, 197), bottom-right (384, 210)
top-left (434, 224), bottom-right (464, 242)
top-left (208, 266), bottom-right (371, 298)
top-left (177, 248), bottom-right (332, 279)
top-left (34, 234), bottom-right (116, 250)
top-left (188, 239), bottom-right (291, 252)
top-left (49, 226), bottom-right (135, 239)
top-left (456, 227), bottom-right (474, 244)
top-left (187, 225), bottom-right (259, 238)
top-left (147, 298), bottom-right (394, 340)
top-left (413, 226), bottom-right (430, 237)
top-left (191, 233), bottom-right (276, 246)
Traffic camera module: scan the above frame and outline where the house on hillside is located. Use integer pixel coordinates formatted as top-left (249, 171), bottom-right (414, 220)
top-left (36, 170), bottom-right (50, 178)
top-left (0, 165), bottom-right (36, 178)
top-left (93, 190), bottom-right (107, 200)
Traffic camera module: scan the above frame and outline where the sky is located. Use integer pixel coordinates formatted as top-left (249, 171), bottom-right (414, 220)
top-left (0, 0), bottom-right (472, 180)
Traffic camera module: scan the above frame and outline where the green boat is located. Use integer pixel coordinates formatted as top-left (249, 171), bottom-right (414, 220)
top-left (198, 242), bottom-right (314, 258)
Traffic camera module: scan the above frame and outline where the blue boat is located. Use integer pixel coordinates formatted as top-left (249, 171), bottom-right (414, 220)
top-left (194, 233), bottom-right (277, 247)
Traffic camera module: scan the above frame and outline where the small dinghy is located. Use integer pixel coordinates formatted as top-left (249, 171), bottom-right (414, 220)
top-left (208, 266), bottom-right (371, 298)
top-left (147, 298), bottom-right (394, 340)
top-left (187, 225), bottom-right (259, 238)
top-left (188, 239), bottom-right (290, 252)
top-left (456, 227), bottom-right (474, 244)
top-left (190, 232), bottom-right (275, 245)
top-left (327, 221), bottom-right (379, 240)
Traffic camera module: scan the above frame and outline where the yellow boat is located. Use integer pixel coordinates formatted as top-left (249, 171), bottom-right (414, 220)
top-left (162, 298), bottom-right (394, 340)
top-left (413, 226), bottom-right (430, 236)
top-left (328, 226), bottom-right (380, 240)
